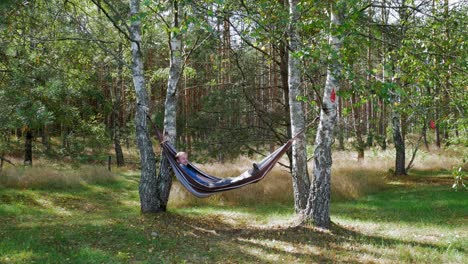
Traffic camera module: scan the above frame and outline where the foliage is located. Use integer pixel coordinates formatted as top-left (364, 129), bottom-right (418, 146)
top-left (451, 167), bottom-right (467, 191)
top-left (0, 0), bottom-right (466, 166)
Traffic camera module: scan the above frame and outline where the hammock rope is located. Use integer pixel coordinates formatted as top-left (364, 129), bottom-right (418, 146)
top-left (146, 114), bottom-right (315, 197)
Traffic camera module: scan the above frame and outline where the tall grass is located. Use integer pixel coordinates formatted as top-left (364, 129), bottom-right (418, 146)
top-left (0, 165), bottom-right (118, 189)
top-left (169, 147), bottom-right (463, 207)
top-left (0, 146), bottom-right (462, 202)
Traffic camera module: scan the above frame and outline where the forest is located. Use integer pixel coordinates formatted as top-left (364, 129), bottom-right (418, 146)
top-left (0, 0), bottom-right (466, 263)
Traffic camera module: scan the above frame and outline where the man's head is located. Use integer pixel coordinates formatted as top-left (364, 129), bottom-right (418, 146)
top-left (175, 152), bottom-right (189, 165)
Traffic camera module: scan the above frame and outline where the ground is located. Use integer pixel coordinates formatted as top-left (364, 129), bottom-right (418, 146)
top-left (0, 169), bottom-right (466, 263)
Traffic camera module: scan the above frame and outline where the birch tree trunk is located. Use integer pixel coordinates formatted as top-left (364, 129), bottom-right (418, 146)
top-left (129, 0), bottom-right (159, 213)
top-left (288, 0), bottom-right (310, 213)
top-left (392, 100), bottom-right (406, 175)
top-left (302, 3), bottom-right (343, 229)
top-left (156, 0), bottom-right (183, 211)
top-left (391, 1), bottom-right (409, 176)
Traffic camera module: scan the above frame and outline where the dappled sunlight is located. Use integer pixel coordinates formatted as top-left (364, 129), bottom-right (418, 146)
top-left (0, 165), bottom-right (119, 189)
top-left (172, 203), bottom-right (296, 228)
top-left (333, 217), bottom-right (467, 250)
top-left (34, 198), bottom-right (73, 217)
top-left (236, 243), bottom-right (283, 262)
top-left (237, 237), bottom-right (323, 256)
top-left (0, 250), bottom-right (34, 263)
top-left (1, 162), bottom-right (466, 263)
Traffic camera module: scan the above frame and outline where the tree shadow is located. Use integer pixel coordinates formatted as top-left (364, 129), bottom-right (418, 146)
top-left (1, 174), bottom-right (465, 263)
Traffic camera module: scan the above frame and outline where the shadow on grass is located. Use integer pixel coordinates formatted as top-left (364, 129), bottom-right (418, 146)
top-left (2, 207), bottom-right (464, 264)
top-left (1, 172), bottom-right (466, 263)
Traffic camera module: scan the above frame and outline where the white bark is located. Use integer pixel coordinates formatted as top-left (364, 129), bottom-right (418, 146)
top-left (156, 0), bottom-right (184, 210)
top-left (303, 3), bottom-right (344, 228)
top-left (129, 0), bottom-right (158, 213)
top-left (288, 0), bottom-right (310, 212)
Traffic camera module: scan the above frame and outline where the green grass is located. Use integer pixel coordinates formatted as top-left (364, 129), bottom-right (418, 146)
top-left (0, 170), bottom-right (466, 263)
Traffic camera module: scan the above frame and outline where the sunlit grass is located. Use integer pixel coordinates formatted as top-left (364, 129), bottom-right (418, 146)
top-left (0, 148), bottom-right (466, 263)
top-left (0, 165), bottom-right (119, 189)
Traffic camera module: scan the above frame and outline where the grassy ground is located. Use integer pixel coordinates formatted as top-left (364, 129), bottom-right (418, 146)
top-left (0, 167), bottom-right (466, 263)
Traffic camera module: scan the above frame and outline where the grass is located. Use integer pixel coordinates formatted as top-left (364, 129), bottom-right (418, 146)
top-left (0, 165), bottom-right (119, 189)
top-left (0, 162), bottom-right (466, 263)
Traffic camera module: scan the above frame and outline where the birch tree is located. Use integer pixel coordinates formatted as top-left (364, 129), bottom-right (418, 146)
top-left (303, 1), bottom-right (344, 228)
top-left (129, 0), bottom-right (159, 213)
top-left (155, 0), bottom-right (184, 211)
top-left (288, 0), bottom-right (310, 213)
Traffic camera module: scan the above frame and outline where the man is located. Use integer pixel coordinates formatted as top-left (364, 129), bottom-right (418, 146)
top-left (175, 152), bottom-right (198, 178)
top-left (175, 151), bottom-right (260, 176)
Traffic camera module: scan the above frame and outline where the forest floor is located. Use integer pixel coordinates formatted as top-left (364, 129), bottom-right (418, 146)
top-left (0, 167), bottom-right (466, 263)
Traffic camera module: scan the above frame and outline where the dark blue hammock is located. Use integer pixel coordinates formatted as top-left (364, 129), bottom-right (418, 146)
top-left (149, 117), bottom-right (303, 198)
top-left (160, 139), bottom-right (292, 197)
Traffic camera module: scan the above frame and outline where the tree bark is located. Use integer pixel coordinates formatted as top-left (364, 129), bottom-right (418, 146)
top-left (156, 0), bottom-right (183, 211)
top-left (442, 0), bottom-right (451, 146)
top-left (279, 37), bottom-right (293, 169)
top-left (288, 0), bottom-right (310, 213)
top-left (24, 128), bottom-right (33, 166)
top-left (392, 104), bottom-right (406, 176)
top-left (379, 99), bottom-right (387, 150)
top-left (129, 0), bottom-right (159, 213)
top-left (391, 0), bottom-right (410, 176)
top-left (42, 125), bottom-right (50, 154)
top-left (379, 0), bottom-right (388, 151)
top-left (366, 3), bottom-right (374, 147)
top-left (337, 96), bottom-right (345, 150)
top-left (113, 45), bottom-right (125, 167)
top-left (350, 95), bottom-right (366, 161)
top-left (302, 3), bottom-right (343, 229)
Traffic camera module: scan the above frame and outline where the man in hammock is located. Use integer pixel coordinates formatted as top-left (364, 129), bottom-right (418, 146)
top-left (175, 151), bottom-right (260, 176)
top-left (175, 152), bottom-right (198, 178)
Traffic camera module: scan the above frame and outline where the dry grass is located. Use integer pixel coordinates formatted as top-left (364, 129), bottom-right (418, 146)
top-left (169, 155), bottom-right (294, 207)
top-left (168, 152), bottom-right (386, 207)
top-left (0, 165), bottom-right (118, 189)
top-left (169, 147), bottom-right (465, 207)
top-left (1, 145), bottom-right (463, 201)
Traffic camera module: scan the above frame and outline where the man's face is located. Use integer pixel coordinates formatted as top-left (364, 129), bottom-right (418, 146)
top-left (177, 154), bottom-right (189, 165)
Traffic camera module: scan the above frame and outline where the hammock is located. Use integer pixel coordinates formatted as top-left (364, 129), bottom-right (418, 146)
top-left (148, 117), bottom-right (305, 198)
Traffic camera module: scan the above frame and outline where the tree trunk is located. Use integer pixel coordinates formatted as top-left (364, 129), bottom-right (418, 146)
top-left (42, 125), bottom-right (50, 154)
top-left (302, 3), bottom-right (343, 229)
top-left (156, 0), bottom-right (183, 211)
top-left (350, 95), bottom-right (366, 161)
top-left (366, 4), bottom-right (373, 147)
top-left (423, 120), bottom-right (430, 151)
top-left (113, 45), bottom-right (125, 167)
top-left (337, 96), bottom-right (345, 150)
top-left (279, 39), bottom-right (293, 169)
top-left (443, 0), bottom-right (450, 147)
top-left (391, 0), bottom-right (410, 176)
top-left (129, 0), bottom-right (159, 213)
top-left (380, 100), bottom-right (387, 150)
top-left (24, 129), bottom-right (33, 166)
top-left (392, 103), bottom-right (406, 176)
top-left (380, 1), bottom-right (388, 151)
top-left (288, 0), bottom-right (310, 213)
top-left (431, 0), bottom-right (441, 149)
